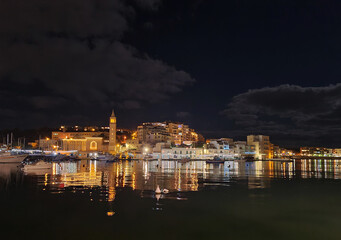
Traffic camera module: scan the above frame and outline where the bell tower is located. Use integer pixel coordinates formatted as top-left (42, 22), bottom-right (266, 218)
top-left (108, 109), bottom-right (117, 153)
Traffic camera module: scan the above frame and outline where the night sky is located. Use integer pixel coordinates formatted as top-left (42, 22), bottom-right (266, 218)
top-left (1, 0), bottom-right (341, 147)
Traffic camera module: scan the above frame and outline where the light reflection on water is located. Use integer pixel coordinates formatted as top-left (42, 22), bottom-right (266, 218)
top-left (1, 159), bottom-right (341, 198)
top-left (2, 159), bottom-right (341, 239)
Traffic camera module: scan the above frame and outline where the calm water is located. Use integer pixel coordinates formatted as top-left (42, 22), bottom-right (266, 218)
top-left (1, 159), bottom-right (341, 239)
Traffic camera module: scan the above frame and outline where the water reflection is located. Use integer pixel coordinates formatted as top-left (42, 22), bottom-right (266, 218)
top-left (2, 159), bottom-right (341, 200)
top-left (0, 163), bottom-right (23, 190)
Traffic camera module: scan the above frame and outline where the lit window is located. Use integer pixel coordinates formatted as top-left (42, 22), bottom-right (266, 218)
top-left (90, 141), bottom-right (97, 150)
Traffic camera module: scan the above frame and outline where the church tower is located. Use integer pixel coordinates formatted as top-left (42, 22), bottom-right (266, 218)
top-left (108, 109), bottom-right (117, 153)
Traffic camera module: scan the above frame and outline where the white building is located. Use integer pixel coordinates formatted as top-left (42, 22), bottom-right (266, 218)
top-left (247, 135), bottom-right (271, 160)
top-left (155, 147), bottom-right (204, 160)
top-left (334, 149), bottom-right (341, 157)
top-left (233, 141), bottom-right (247, 158)
top-left (205, 139), bottom-right (234, 160)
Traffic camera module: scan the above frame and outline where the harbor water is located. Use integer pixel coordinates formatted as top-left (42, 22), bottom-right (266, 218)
top-left (1, 159), bottom-right (341, 239)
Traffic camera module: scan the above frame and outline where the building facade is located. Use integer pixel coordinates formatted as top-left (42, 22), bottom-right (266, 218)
top-left (233, 141), bottom-right (247, 158)
top-left (51, 110), bottom-right (118, 156)
top-left (300, 147), bottom-right (333, 157)
top-left (160, 147), bottom-right (204, 159)
top-left (108, 110), bottom-right (117, 153)
top-left (137, 122), bottom-right (170, 144)
top-left (247, 135), bottom-right (272, 160)
top-left (51, 131), bottom-right (105, 141)
top-left (166, 122), bottom-right (199, 145)
top-left (205, 138), bottom-right (234, 159)
top-left (62, 137), bottom-right (106, 156)
top-left (137, 121), bottom-right (200, 146)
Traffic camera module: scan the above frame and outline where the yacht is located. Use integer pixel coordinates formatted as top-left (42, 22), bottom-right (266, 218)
top-left (206, 156), bottom-right (225, 164)
top-left (22, 160), bottom-right (52, 175)
top-left (92, 153), bottom-right (117, 161)
top-left (0, 151), bottom-right (28, 163)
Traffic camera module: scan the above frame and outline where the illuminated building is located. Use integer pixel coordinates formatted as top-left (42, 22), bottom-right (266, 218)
top-left (38, 138), bottom-right (59, 151)
top-left (62, 137), bottom-right (105, 156)
top-left (160, 147), bottom-right (204, 159)
top-left (269, 143), bottom-right (274, 159)
top-left (233, 141), bottom-right (248, 158)
top-left (53, 110), bottom-right (118, 156)
top-left (166, 122), bottom-right (199, 145)
top-left (273, 145), bottom-right (294, 158)
top-left (247, 135), bottom-right (272, 160)
top-left (273, 145), bottom-right (281, 158)
top-left (108, 110), bottom-right (117, 153)
top-left (300, 147), bottom-right (333, 157)
top-left (137, 122), bottom-right (170, 144)
top-left (51, 130), bottom-right (105, 141)
top-left (333, 149), bottom-right (341, 157)
top-left (207, 138), bottom-right (233, 145)
top-left (205, 138), bottom-right (234, 159)
top-left (137, 121), bottom-right (200, 145)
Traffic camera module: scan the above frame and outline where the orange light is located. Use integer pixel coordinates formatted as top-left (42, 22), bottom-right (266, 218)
top-left (107, 211), bottom-right (115, 216)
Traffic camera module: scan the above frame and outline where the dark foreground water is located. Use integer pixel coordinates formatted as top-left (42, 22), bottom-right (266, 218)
top-left (1, 159), bottom-right (341, 240)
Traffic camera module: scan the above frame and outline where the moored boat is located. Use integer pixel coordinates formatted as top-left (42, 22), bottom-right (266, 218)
top-left (178, 157), bottom-right (191, 164)
top-left (0, 151), bottom-right (28, 163)
top-left (22, 160), bottom-right (52, 175)
top-left (206, 156), bottom-right (225, 164)
top-left (92, 153), bottom-right (117, 161)
top-left (244, 156), bottom-right (255, 162)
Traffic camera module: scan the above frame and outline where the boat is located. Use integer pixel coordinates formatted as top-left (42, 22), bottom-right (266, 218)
top-left (178, 157), bottom-right (191, 164)
top-left (206, 156), bottom-right (225, 164)
top-left (143, 154), bottom-right (153, 160)
top-left (92, 153), bottom-right (117, 161)
top-left (0, 151), bottom-right (28, 163)
top-left (22, 160), bottom-right (52, 175)
top-left (105, 156), bottom-right (119, 163)
top-left (269, 158), bottom-right (293, 162)
top-left (244, 156), bottom-right (255, 162)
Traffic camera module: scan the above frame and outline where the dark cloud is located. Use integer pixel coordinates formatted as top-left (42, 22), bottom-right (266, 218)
top-left (0, 0), bottom-right (130, 39)
top-left (176, 111), bottom-right (191, 119)
top-left (222, 84), bottom-right (341, 147)
top-left (0, 0), bottom-right (194, 128)
top-left (134, 0), bottom-right (162, 10)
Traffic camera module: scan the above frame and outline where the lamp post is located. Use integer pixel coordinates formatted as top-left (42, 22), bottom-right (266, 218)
top-left (144, 147), bottom-right (149, 155)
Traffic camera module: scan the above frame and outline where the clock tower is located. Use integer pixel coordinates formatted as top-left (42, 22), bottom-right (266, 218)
top-left (108, 109), bottom-right (117, 153)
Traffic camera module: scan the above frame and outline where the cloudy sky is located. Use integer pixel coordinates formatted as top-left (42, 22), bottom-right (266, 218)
top-left (1, 0), bottom-right (341, 147)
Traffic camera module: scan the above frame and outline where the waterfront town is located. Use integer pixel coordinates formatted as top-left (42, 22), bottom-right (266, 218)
top-left (2, 110), bottom-right (341, 161)
top-left (2, 1), bottom-right (341, 239)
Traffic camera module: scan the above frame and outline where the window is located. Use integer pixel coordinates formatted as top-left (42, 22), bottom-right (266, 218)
top-left (90, 141), bottom-right (97, 150)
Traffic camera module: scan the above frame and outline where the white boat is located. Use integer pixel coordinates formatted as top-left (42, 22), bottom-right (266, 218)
top-left (0, 151), bottom-right (28, 163)
top-left (23, 161), bottom-right (52, 175)
top-left (92, 153), bottom-right (117, 161)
